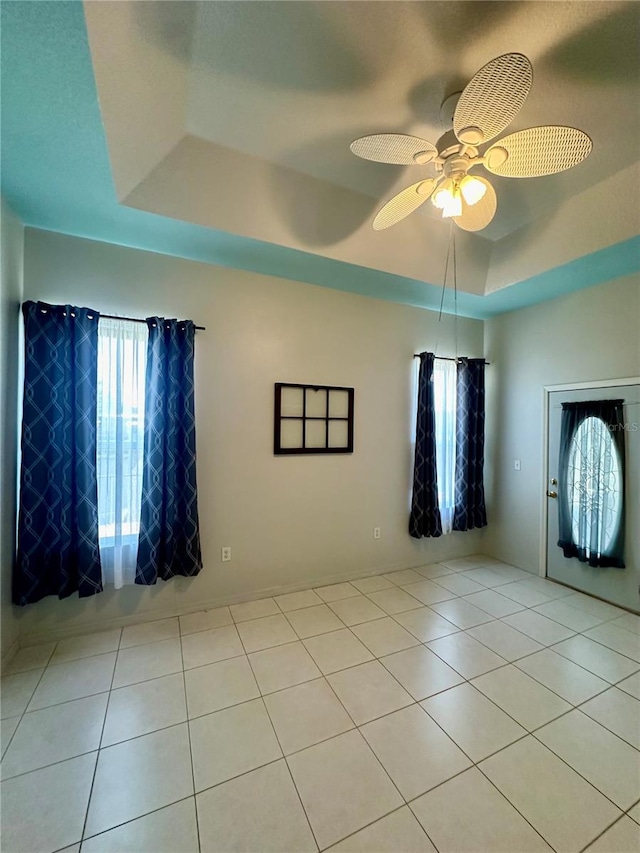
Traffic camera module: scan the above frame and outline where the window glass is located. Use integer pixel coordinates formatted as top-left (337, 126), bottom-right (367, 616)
top-left (566, 415), bottom-right (623, 558)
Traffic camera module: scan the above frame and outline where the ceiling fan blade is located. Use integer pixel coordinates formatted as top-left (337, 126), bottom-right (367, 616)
top-left (454, 53), bottom-right (532, 146)
top-left (484, 126), bottom-right (593, 177)
top-left (351, 134), bottom-right (437, 165)
top-left (373, 179), bottom-right (437, 230)
top-left (453, 178), bottom-right (497, 232)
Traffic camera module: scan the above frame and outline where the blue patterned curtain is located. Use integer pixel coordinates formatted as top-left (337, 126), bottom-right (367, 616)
top-left (453, 358), bottom-right (487, 531)
top-left (409, 352), bottom-right (443, 538)
top-left (136, 318), bottom-right (202, 584)
top-left (15, 301), bottom-right (102, 605)
top-left (557, 400), bottom-right (625, 568)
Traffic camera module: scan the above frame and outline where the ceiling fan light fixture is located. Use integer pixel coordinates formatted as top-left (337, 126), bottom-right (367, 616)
top-left (442, 188), bottom-right (463, 218)
top-left (432, 179), bottom-right (454, 210)
top-left (351, 52), bottom-right (592, 234)
top-left (460, 175), bottom-right (487, 206)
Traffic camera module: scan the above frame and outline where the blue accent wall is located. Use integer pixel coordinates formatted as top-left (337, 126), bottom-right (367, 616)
top-left (2, 1), bottom-right (638, 320)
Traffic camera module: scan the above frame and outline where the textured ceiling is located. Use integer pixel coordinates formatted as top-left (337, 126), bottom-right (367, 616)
top-left (1, 1), bottom-right (639, 317)
top-left (185, 1), bottom-right (639, 239)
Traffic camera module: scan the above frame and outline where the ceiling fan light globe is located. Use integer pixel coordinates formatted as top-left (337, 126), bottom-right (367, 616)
top-left (432, 179), bottom-right (454, 210)
top-left (442, 190), bottom-right (463, 218)
top-left (432, 190), bottom-right (448, 210)
top-left (460, 175), bottom-right (487, 206)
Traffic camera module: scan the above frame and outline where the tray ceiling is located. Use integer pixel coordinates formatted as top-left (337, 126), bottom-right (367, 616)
top-left (2, 1), bottom-right (639, 315)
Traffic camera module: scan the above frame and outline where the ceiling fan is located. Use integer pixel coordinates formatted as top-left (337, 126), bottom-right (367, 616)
top-left (350, 53), bottom-right (593, 232)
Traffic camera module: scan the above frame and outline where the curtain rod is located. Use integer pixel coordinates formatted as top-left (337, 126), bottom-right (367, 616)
top-left (413, 354), bottom-right (490, 364)
top-left (32, 303), bottom-right (206, 330)
top-left (100, 313), bottom-right (206, 331)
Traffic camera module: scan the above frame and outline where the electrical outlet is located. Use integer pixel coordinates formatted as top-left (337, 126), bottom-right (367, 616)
top-left (221, 546), bottom-right (231, 562)
top-left (373, 527), bottom-right (381, 540)
top-left (514, 459), bottom-right (521, 471)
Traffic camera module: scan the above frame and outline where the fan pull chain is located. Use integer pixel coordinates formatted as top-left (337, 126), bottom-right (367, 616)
top-left (453, 229), bottom-right (459, 361)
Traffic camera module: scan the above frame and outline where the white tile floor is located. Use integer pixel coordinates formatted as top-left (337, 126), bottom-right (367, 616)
top-left (1, 555), bottom-right (640, 853)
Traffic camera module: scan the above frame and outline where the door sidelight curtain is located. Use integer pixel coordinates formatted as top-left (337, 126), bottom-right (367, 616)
top-left (136, 318), bottom-right (203, 584)
top-left (15, 301), bottom-right (103, 605)
top-left (557, 399), bottom-right (625, 568)
top-left (453, 358), bottom-right (487, 531)
top-left (409, 352), bottom-right (443, 538)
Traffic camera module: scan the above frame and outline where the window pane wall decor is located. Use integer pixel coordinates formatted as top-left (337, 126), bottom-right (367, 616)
top-left (274, 383), bottom-right (354, 454)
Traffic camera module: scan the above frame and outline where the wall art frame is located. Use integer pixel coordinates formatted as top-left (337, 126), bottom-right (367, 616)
top-left (274, 382), bottom-right (355, 455)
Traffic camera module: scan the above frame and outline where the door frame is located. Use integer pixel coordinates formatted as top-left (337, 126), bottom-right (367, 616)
top-left (539, 376), bottom-right (640, 578)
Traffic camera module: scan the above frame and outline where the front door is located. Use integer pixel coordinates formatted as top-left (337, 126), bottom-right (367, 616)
top-left (546, 382), bottom-right (640, 613)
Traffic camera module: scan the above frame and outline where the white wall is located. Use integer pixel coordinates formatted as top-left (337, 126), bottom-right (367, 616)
top-left (18, 228), bottom-right (486, 643)
top-left (484, 273), bottom-right (640, 572)
top-left (0, 200), bottom-right (24, 660)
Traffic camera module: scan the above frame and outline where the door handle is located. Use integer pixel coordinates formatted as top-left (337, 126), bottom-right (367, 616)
top-left (547, 490), bottom-right (558, 499)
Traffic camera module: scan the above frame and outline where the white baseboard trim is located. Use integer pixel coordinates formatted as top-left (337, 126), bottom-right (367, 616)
top-left (18, 551), bottom-right (483, 648)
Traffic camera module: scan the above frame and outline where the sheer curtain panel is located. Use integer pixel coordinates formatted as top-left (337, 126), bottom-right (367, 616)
top-left (97, 318), bottom-right (148, 588)
top-left (433, 358), bottom-right (457, 534)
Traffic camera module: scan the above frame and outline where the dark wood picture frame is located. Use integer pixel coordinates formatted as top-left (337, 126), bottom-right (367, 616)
top-left (274, 383), bottom-right (355, 455)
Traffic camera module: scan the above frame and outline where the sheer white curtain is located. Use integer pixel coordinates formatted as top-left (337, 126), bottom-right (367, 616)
top-left (433, 358), bottom-right (457, 534)
top-left (97, 318), bottom-right (148, 588)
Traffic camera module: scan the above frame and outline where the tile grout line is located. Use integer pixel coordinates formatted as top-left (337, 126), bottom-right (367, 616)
top-left (4, 568), bottom-right (634, 674)
top-left (375, 588), bottom-right (640, 693)
top-left (317, 802), bottom-right (435, 853)
top-left (9, 558), bottom-right (632, 651)
top-left (236, 597), bottom-right (435, 850)
top-left (3, 609), bottom-right (637, 758)
top-left (381, 686), bottom-right (556, 851)
top-left (3, 563), bottom-right (638, 852)
top-left (178, 629), bottom-right (201, 853)
top-left (529, 718), bottom-right (639, 812)
top-left (77, 794), bottom-right (196, 848)
top-left (5, 660), bottom-right (628, 790)
top-left (3, 612), bottom-right (636, 746)
top-left (78, 627), bottom-right (122, 846)
top-left (293, 603), bottom-right (563, 851)
top-left (347, 624), bottom-right (635, 850)
top-left (376, 605), bottom-right (612, 849)
top-left (234, 609), bottom-right (322, 852)
top-left (0, 643), bottom-right (56, 760)
top-left (4, 627), bottom-right (635, 787)
top-left (575, 811), bottom-right (637, 853)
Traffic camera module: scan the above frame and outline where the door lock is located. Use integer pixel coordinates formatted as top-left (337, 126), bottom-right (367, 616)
top-left (546, 490), bottom-right (558, 499)
top-left (550, 478), bottom-right (558, 485)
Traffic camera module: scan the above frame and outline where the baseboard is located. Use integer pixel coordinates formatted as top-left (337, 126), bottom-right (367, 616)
top-left (17, 551), bottom-right (479, 648)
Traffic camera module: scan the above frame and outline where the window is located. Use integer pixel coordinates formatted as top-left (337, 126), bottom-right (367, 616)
top-left (96, 318), bottom-right (148, 588)
top-left (433, 358), bottom-right (457, 534)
